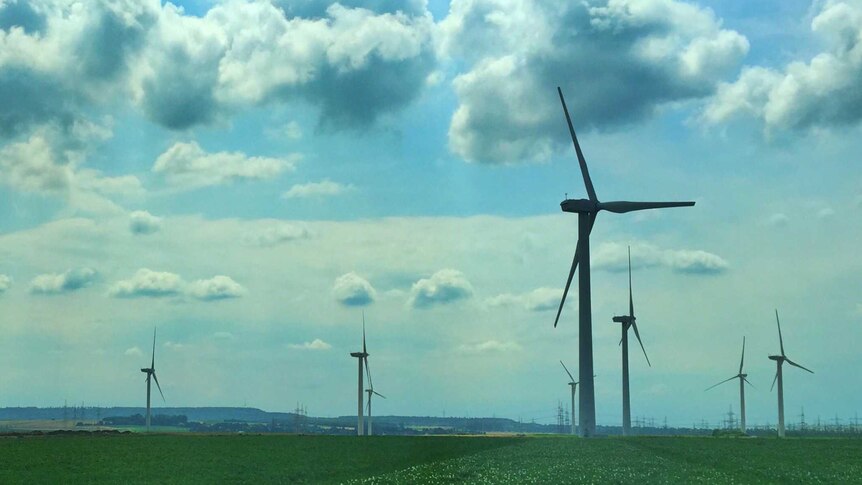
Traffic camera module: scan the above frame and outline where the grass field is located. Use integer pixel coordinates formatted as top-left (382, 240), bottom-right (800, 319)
top-left (1, 434), bottom-right (860, 484)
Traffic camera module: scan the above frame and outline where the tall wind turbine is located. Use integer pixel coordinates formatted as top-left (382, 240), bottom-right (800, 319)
top-left (349, 313), bottom-right (369, 436)
top-left (552, 86), bottom-right (695, 436)
top-left (611, 246), bottom-right (651, 436)
top-left (560, 360), bottom-right (578, 435)
top-left (769, 309), bottom-right (813, 438)
top-left (140, 328), bottom-right (165, 432)
top-left (706, 336), bottom-right (754, 433)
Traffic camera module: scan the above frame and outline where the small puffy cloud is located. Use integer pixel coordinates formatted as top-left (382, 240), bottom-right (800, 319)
top-left (124, 346), bottom-right (144, 357)
top-left (486, 287), bottom-right (560, 312)
top-left (0, 133), bottom-right (71, 193)
top-left (187, 275), bottom-right (245, 301)
top-left (441, 0), bottom-right (748, 163)
top-left (0, 274), bottom-right (11, 293)
top-left (288, 338), bottom-right (332, 350)
top-left (458, 340), bottom-right (522, 353)
top-left (703, 1), bottom-right (862, 132)
top-left (109, 269), bottom-right (183, 298)
top-left (268, 121), bottom-right (303, 140)
top-left (333, 272), bottom-right (377, 306)
top-left (163, 341), bottom-right (185, 351)
top-left (593, 242), bottom-right (728, 275)
top-left (767, 213), bottom-right (790, 227)
top-left (29, 267), bottom-right (97, 295)
top-left (153, 141), bottom-right (296, 189)
top-left (243, 223), bottom-right (311, 246)
top-left (409, 269), bottom-right (474, 308)
top-left (129, 210), bottom-right (162, 235)
top-left (282, 179), bottom-right (352, 199)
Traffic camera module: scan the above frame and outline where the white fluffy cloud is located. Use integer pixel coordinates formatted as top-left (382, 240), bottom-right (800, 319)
top-left (288, 338), bottom-right (332, 350)
top-left (282, 179), bottom-right (352, 199)
top-left (29, 267), bottom-right (97, 295)
top-left (109, 268), bottom-right (183, 298)
top-left (153, 141), bottom-right (296, 189)
top-left (187, 275), bottom-right (245, 301)
top-left (409, 269), bottom-right (474, 308)
top-left (129, 210), bottom-right (161, 235)
top-left (333, 272), bottom-right (377, 306)
top-left (592, 241), bottom-right (729, 275)
top-left (703, 0), bottom-right (862, 131)
top-left (0, 274), bottom-right (10, 294)
top-left (441, 0), bottom-right (748, 163)
top-left (486, 287), bottom-right (561, 312)
top-left (109, 268), bottom-right (244, 300)
top-left (124, 346), bottom-right (144, 357)
top-left (458, 339), bottom-right (522, 353)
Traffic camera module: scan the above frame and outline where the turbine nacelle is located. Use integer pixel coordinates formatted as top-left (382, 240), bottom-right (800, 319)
top-left (612, 315), bottom-right (635, 324)
top-left (768, 355), bottom-right (784, 362)
top-left (561, 198), bottom-right (596, 213)
top-left (350, 352), bottom-right (368, 358)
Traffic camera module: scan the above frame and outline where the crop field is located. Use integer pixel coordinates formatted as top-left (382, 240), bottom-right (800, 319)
top-left (0, 434), bottom-right (860, 484)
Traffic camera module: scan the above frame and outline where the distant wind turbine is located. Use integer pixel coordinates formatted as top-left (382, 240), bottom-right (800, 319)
top-left (552, 87), bottom-right (695, 437)
top-left (706, 336), bottom-right (754, 433)
top-left (350, 313), bottom-right (369, 436)
top-left (140, 328), bottom-right (165, 432)
top-left (769, 309), bottom-right (813, 438)
top-left (559, 360), bottom-right (578, 435)
top-left (364, 362), bottom-right (386, 436)
top-left (611, 246), bottom-right (651, 436)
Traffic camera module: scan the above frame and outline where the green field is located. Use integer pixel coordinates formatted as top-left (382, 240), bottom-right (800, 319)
top-left (1, 434), bottom-right (860, 484)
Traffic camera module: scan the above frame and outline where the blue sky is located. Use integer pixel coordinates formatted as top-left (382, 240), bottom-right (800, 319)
top-left (0, 0), bottom-right (860, 428)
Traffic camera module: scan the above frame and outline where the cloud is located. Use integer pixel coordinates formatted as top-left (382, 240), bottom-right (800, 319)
top-left (124, 346), bottom-right (143, 357)
top-left (213, 331), bottom-right (235, 340)
top-left (282, 179), bottom-right (352, 199)
top-left (109, 269), bottom-right (244, 300)
top-left (243, 223), bottom-right (311, 246)
top-left (817, 207), bottom-right (835, 219)
top-left (409, 269), bottom-right (474, 308)
top-left (129, 210), bottom-right (162, 235)
top-left (0, 274), bottom-right (10, 294)
top-left (29, 267), bottom-right (97, 295)
top-left (288, 338), bottom-right (332, 350)
top-left (267, 121), bottom-right (303, 141)
top-left (153, 141), bottom-right (296, 189)
top-left (186, 275), bottom-right (245, 301)
top-left (441, 0), bottom-right (748, 163)
top-left (592, 242), bottom-right (729, 275)
top-left (108, 268), bottom-right (183, 299)
top-left (333, 272), bottom-right (377, 306)
top-left (703, 0), bottom-right (862, 131)
top-left (486, 287), bottom-right (561, 312)
top-left (458, 340), bottom-right (522, 353)
top-left (767, 213), bottom-right (790, 227)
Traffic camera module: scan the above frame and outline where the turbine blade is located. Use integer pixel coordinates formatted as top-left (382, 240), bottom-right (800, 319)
top-left (785, 358), bottom-right (814, 374)
top-left (770, 371), bottom-right (778, 391)
top-left (152, 372), bottom-right (165, 402)
top-left (557, 87), bottom-right (597, 202)
top-left (554, 212), bottom-right (597, 328)
top-left (739, 336), bottom-right (746, 375)
top-left (151, 327), bottom-right (157, 369)
top-left (560, 360), bottom-right (575, 382)
top-left (631, 322), bottom-right (651, 367)
top-left (743, 376), bottom-right (756, 389)
top-left (373, 391), bottom-right (387, 399)
top-left (597, 201), bottom-right (695, 213)
top-left (775, 309), bottom-right (785, 356)
top-left (704, 375), bottom-right (737, 391)
top-left (628, 245), bottom-right (634, 317)
top-left (364, 356), bottom-right (373, 390)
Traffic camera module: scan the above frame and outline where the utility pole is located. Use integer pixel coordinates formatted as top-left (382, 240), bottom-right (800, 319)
top-left (799, 407), bottom-right (806, 434)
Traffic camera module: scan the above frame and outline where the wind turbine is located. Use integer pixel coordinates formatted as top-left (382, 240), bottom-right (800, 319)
top-left (706, 336), bottom-right (754, 433)
top-left (611, 246), bottom-right (651, 436)
top-left (364, 362), bottom-right (386, 436)
top-left (769, 309), bottom-right (813, 438)
top-left (140, 328), bottom-right (165, 432)
top-left (560, 360), bottom-right (578, 435)
top-left (349, 313), bottom-right (369, 436)
top-left (552, 86), bottom-right (695, 437)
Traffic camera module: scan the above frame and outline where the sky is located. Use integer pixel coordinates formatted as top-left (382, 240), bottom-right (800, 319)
top-left (0, 0), bottom-right (860, 428)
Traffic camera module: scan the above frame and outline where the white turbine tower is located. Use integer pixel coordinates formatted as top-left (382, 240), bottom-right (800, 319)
top-left (706, 336), bottom-right (754, 433)
top-left (140, 328), bottom-right (165, 432)
top-left (769, 309), bottom-right (813, 438)
top-left (350, 313), bottom-right (369, 436)
top-left (560, 360), bottom-right (578, 435)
